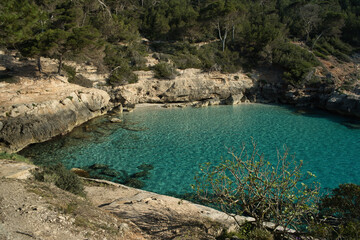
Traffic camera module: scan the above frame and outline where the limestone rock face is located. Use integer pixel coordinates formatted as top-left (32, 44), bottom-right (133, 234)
top-left (0, 78), bottom-right (110, 153)
top-left (224, 93), bottom-right (245, 105)
top-left (107, 69), bottom-right (254, 106)
top-left (326, 92), bottom-right (360, 117)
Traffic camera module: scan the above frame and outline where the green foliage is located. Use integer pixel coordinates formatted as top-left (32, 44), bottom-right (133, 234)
top-left (247, 228), bottom-right (274, 240)
top-left (153, 62), bottom-right (179, 80)
top-left (320, 184), bottom-right (360, 220)
top-left (104, 44), bottom-right (147, 71)
top-left (108, 65), bottom-right (138, 86)
top-left (0, 0), bottom-right (42, 46)
top-left (193, 140), bottom-right (320, 234)
top-left (33, 163), bottom-right (85, 196)
top-left (310, 184), bottom-right (360, 239)
top-left (104, 43), bottom-right (146, 86)
top-left (142, 0), bottom-right (198, 41)
top-left (70, 75), bottom-right (93, 88)
top-left (169, 54), bottom-right (202, 70)
top-left (151, 41), bottom-right (243, 73)
top-left (217, 222), bottom-right (273, 240)
top-left (1, 0), bottom-right (358, 85)
top-left (62, 64), bottom-right (76, 81)
top-left (0, 152), bottom-right (32, 164)
top-left (61, 64), bottom-right (93, 87)
top-left (313, 51), bottom-right (329, 60)
top-left (272, 41), bottom-right (319, 85)
top-left (314, 38), bottom-right (353, 62)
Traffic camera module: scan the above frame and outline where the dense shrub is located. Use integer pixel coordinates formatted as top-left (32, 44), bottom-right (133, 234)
top-left (314, 38), bottom-right (353, 62)
top-left (215, 49), bottom-right (242, 73)
top-left (311, 184), bottom-right (360, 239)
top-left (247, 228), bottom-right (274, 240)
top-left (0, 152), bottom-right (31, 163)
top-left (217, 223), bottom-right (274, 240)
top-left (170, 54), bottom-right (202, 69)
top-left (62, 64), bottom-right (76, 81)
top-left (69, 75), bottom-right (93, 88)
top-left (104, 44), bottom-right (147, 71)
top-left (194, 140), bottom-right (320, 235)
top-left (320, 184), bottom-right (360, 220)
top-left (153, 62), bottom-right (178, 79)
top-left (272, 41), bottom-right (319, 85)
top-left (62, 64), bottom-right (93, 88)
top-left (108, 65), bottom-right (138, 86)
top-left (32, 163), bottom-right (85, 196)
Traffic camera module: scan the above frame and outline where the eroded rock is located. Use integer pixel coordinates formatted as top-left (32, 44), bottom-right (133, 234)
top-left (0, 79), bottom-right (110, 153)
top-left (106, 68), bottom-right (253, 106)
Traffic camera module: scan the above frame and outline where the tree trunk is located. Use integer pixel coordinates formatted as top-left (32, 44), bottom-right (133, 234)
top-left (58, 55), bottom-right (63, 74)
top-left (37, 56), bottom-right (42, 73)
top-left (217, 22), bottom-right (228, 52)
top-left (311, 32), bottom-right (323, 50)
top-left (306, 31), bottom-right (310, 43)
top-left (222, 30), bottom-right (227, 52)
top-left (232, 25), bottom-right (235, 41)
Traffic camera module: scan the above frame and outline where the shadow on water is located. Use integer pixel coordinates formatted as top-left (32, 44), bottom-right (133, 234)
top-left (74, 162), bottom-right (155, 189)
top-left (19, 114), bottom-right (149, 165)
top-left (288, 105), bottom-right (360, 130)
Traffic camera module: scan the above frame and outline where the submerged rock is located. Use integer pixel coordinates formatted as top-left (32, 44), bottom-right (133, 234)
top-left (101, 168), bottom-right (120, 177)
top-left (89, 164), bottom-right (109, 170)
top-left (125, 178), bottom-right (145, 189)
top-left (70, 168), bottom-right (90, 178)
top-left (121, 126), bottom-right (148, 132)
top-left (110, 117), bottom-right (122, 123)
top-left (137, 163), bottom-right (154, 171)
top-left (341, 121), bottom-right (360, 129)
top-left (131, 170), bottom-right (149, 179)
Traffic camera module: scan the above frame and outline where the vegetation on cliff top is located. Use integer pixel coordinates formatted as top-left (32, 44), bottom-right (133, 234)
top-left (0, 0), bottom-right (359, 85)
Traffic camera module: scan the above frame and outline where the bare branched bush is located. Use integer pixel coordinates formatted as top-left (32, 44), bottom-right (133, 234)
top-left (193, 140), bottom-right (320, 236)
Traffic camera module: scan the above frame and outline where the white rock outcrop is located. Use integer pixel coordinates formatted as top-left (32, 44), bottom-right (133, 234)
top-left (0, 78), bottom-right (110, 153)
top-left (108, 68), bottom-right (254, 106)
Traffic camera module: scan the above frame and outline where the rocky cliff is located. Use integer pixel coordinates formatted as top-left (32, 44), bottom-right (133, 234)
top-left (249, 81), bottom-right (360, 118)
top-left (247, 55), bottom-right (360, 118)
top-left (0, 77), bottom-right (110, 153)
top-left (104, 68), bottom-right (254, 107)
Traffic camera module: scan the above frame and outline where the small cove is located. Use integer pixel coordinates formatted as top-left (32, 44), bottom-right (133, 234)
top-left (21, 103), bottom-right (360, 196)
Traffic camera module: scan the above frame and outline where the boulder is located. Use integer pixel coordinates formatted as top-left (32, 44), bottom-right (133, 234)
top-left (110, 118), bottom-right (122, 123)
top-left (193, 101), bottom-right (209, 108)
top-left (326, 93), bottom-right (360, 117)
top-left (224, 93), bottom-right (244, 105)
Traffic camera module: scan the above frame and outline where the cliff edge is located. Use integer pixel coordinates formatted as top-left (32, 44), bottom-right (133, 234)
top-left (0, 77), bottom-right (110, 153)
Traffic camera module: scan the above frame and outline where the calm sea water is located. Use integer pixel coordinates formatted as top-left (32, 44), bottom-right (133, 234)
top-left (21, 104), bottom-right (360, 195)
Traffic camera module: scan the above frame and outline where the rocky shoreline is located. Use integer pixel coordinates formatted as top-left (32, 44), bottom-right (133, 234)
top-left (1, 51), bottom-right (359, 153)
top-left (250, 81), bottom-right (360, 118)
top-left (0, 78), bottom-right (110, 153)
top-left (0, 159), bottom-right (253, 239)
top-left (1, 69), bottom-right (360, 153)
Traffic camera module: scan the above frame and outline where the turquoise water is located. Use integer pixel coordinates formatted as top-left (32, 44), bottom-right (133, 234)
top-left (21, 104), bottom-right (360, 195)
